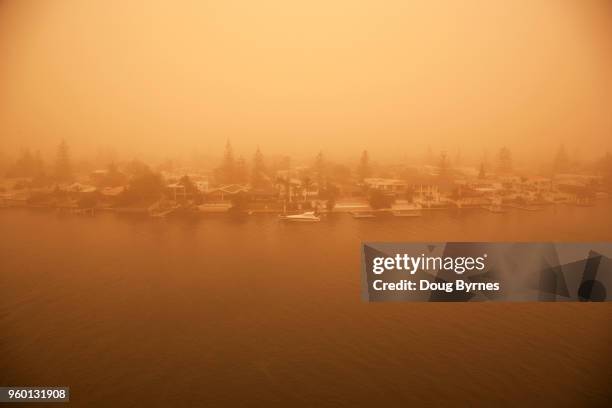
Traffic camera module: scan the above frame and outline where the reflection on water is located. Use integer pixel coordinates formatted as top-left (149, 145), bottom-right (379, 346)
top-left (1, 203), bottom-right (611, 406)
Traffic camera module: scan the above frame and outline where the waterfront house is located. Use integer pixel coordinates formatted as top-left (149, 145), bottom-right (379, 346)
top-left (363, 178), bottom-right (409, 195)
top-left (0, 191), bottom-right (29, 207)
top-left (205, 184), bottom-right (249, 202)
top-left (63, 182), bottom-right (97, 193)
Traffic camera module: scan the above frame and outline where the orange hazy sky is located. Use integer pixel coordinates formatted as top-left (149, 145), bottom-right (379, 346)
top-left (0, 0), bottom-right (611, 161)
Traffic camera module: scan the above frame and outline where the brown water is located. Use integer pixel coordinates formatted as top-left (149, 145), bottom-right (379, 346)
top-left (1, 204), bottom-right (611, 407)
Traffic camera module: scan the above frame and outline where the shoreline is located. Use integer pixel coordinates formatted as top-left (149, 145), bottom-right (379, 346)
top-left (0, 198), bottom-right (607, 218)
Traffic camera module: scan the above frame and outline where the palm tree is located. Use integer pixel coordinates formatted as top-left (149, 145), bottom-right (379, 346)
top-left (301, 176), bottom-right (313, 201)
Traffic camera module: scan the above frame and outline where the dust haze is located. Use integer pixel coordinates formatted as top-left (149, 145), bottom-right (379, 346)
top-left (1, 0), bottom-right (611, 163)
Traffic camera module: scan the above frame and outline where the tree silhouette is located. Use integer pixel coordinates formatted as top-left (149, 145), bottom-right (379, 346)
top-left (438, 151), bottom-right (450, 177)
top-left (216, 140), bottom-right (236, 184)
top-left (178, 175), bottom-right (198, 195)
top-left (251, 146), bottom-right (268, 188)
top-left (319, 181), bottom-right (339, 211)
top-left (229, 191), bottom-right (250, 213)
top-left (357, 150), bottom-right (371, 181)
top-left (553, 144), bottom-right (570, 174)
top-left (275, 174), bottom-right (292, 204)
top-left (425, 146), bottom-right (434, 165)
top-left (600, 152), bottom-right (612, 191)
top-left (54, 140), bottom-right (72, 182)
top-left (497, 147), bottom-right (513, 174)
top-left (97, 162), bottom-right (126, 187)
top-left (235, 156), bottom-right (248, 183)
top-left (7, 149), bottom-right (45, 179)
top-left (32, 151), bottom-right (45, 180)
top-left (301, 176), bottom-right (313, 200)
top-left (454, 148), bottom-right (462, 167)
top-left (369, 189), bottom-right (393, 209)
top-left (119, 166), bottom-right (163, 204)
top-left (314, 151), bottom-right (326, 187)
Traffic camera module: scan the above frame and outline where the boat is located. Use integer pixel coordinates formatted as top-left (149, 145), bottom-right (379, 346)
top-left (350, 211), bottom-right (376, 219)
top-left (391, 209), bottom-right (422, 217)
top-left (575, 197), bottom-right (595, 207)
top-left (481, 197), bottom-right (506, 214)
top-left (148, 201), bottom-right (179, 218)
top-left (149, 208), bottom-right (175, 218)
top-left (505, 203), bottom-right (543, 211)
top-left (390, 203), bottom-right (422, 217)
top-left (481, 204), bottom-right (506, 213)
top-left (278, 211), bottom-right (321, 222)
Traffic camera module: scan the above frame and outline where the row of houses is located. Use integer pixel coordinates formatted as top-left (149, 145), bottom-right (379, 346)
top-left (0, 164), bottom-right (606, 211)
top-left (361, 173), bottom-right (603, 208)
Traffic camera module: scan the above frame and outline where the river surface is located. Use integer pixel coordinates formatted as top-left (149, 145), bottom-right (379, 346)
top-left (1, 203), bottom-right (611, 406)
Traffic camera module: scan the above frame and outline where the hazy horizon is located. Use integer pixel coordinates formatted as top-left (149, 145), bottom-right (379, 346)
top-left (1, 0), bottom-right (612, 161)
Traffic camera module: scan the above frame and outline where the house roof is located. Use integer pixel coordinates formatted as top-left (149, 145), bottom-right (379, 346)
top-left (208, 184), bottom-right (249, 194)
top-left (100, 186), bottom-right (126, 196)
top-left (364, 178), bottom-right (408, 186)
top-left (64, 182), bottom-right (97, 193)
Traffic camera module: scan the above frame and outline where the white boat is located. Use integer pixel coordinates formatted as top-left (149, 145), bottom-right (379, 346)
top-left (506, 203), bottom-right (542, 211)
top-left (482, 197), bottom-right (506, 213)
top-left (148, 201), bottom-right (179, 218)
top-left (149, 208), bottom-right (175, 218)
top-left (391, 209), bottom-right (422, 217)
top-left (278, 211), bottom-right (321, 222)
top-left (481, 204), bottom-right (506, 213)
top-left (350, 211), bottom-right (376, 219)
top-left (391, 202), bottom-right (422, 217)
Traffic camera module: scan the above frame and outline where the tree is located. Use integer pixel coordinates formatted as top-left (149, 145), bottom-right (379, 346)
top-left (368, 189), bottom-right (393, 210)
top-left (119, 167), bottom-right (163, 204)
top-left (125, 159), bottom-right (150, 177)
top-left (425, 146), bottom-right (434, 165)
top-left (216, 140), bottom-right (236, 184)
top-left (0, 150), bottom-right (7, 177)
top-left (32, 151), bottom-right (45, 181)
top-left (454, 148), bottom-right (462, 167)
top-left (229, 191), bottom-right (251, 213)
top-left (553, 144), bottom-right (570, 174)
top-left (7, 149), bottom-right (45, 179)
top-left (78, 193), bottom-right (98, 209)
top-left (329, 164), bottom-right (351, 184)
top-left (54, 140), bottom-right (72, 182)
top-left (157, 158), bottom-right (175, 173)
top-left (482, 148), bottom-right (490, 170)
top-left (301, 176), bottom-right (313, 200)
top-left (478, 162), bottom-right (486, 179)
top-left (320, 181), bottom-right (339, 212)
top-left (497, 147), bottom-right (513, 174)
top-left (357, 150), bottom-right (371, 181)
top-left (600, 152), bottom-right (612, 191)
top-left (314, 151), bottom-right (326, 186)
top-left (251, 146), bottom-right (268, 188)
top-left (275, 174), bottom-right (292, 204)
top-left (178, 175), bottom-right (198, 195)
top-left (279, 156), bottom-right (291, 171)
top-left (235, 156), bottom-right (248, 183)
top-left (97, 162), bottom-right (126, 187)
top-left (438, 151), bottom-right (449, 177)
top-left (405, 186), bottom-right (414, 202)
